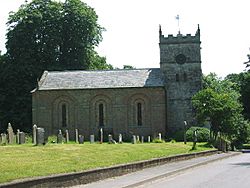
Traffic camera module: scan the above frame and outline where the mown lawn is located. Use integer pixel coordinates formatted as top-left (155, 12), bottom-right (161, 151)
top-left (0, 142), bottom-right (213, 183)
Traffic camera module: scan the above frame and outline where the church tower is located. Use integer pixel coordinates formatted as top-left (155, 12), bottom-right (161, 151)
top-left (159, 25), bottom-right (202, 134)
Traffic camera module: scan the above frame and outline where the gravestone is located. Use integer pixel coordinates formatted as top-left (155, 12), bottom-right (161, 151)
top-left (65, 130), bottom-right (69, 143)
top-left (90, 134), bottom-right (95, 144)
top-left (36, 127), bottom-right (45, 145)
top-left (118, 134), bottom-right (123, 144)
top-left (75, 129), bottom-right (79, 143)
top-left (1, 133), bottom-right (7, 145)
top-left (100, 128), bottom-right (103, 144)
top-left (19, 132), bottom-right (25, 144)
top-left (108, 134), bottom-right (112, 144)
top-left (57, 130), bottom-right (63, 144)
top-left (79, 135), bottom-right (84, 144)
top-left (136, 135), bottom-right (140, 143)
top-left (132, 135), bottom-right (136, 144)
top-left (7, 123), bottom-right (15, 144)
top-left (33, 124), bottom-right (37, 145)
top-left (148, 136), bottom-right (151, 143)
top-left (158, 133), bottom-right (162, 141)
top-left (16, 129), bottom-right (20, 144)
top-left (141, 136), bottom-right (144, 144)
top-left (192, 129), bottom-right (198, 150)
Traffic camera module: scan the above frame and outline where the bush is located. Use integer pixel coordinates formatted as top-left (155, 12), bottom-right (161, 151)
top-left (152, 138), bottom-right (165, 143)
top-left (186, 127), bottom-right (210, 142)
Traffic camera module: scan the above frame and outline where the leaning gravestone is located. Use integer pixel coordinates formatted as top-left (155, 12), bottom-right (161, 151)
top-left (79, 135), bottom-right (84, 144)
top-left (36, 127), bottom-right (45, 145)
top-left (33, 124), bottom-right (37, 145)
top-left (7, 123), bottom-right (15, 144)
top-left (90, 134), bottom-right (95, 144)
top-left (132, 135), bottom-right (136, 144)
top-left (57, 130), bottom-right (63, 144)
top-left (19, 132), bottom-right (25, 144)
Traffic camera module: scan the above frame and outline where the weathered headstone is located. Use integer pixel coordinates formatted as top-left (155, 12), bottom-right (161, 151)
top-left (192, 129), bottom-right (198, 150)
top-left (90, 134), bottom-right (95, 144)
top-left (100, 128), bottom-right (103, 144)
top-left (118, 134), bottom-right (123, 144)
top-left (136, 135), bottom-right (140, 143)
top-left (36, 127), bottom-right (45, 145)
top-left (7, 123), bottom-right (15, 144)
top-left (16, 129), bottom-right (20, 144)
top-left (132, 135), bottom-right (136, 144)
top-left (75, 129), bottom-right (79, 143)
top-left (108, 134), bottom-right (112, 144)
top-left (79, 135), bottom-right (84, 144)
top-left (148, 136), bottom-right (151, 143)
top-left (33, 124), bottom-right (37, 145)
top-left (19, 132), bottom-right (25, 144)
top-left (65, 130), bottom-right (69, 143)
top-left (141, 136), bottom-right (144, 144)
top-left (57, 130), bottom-right (63, 144)
top-left (158, 133), bottom-right (162, 141)
top-left (1, 133), bottom-right (7, 145)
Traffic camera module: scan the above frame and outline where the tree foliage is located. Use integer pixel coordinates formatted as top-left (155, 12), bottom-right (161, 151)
top-left (0, 0), bottom-right (111, 132)
top-left (192, 73), bottom-right (250, 146)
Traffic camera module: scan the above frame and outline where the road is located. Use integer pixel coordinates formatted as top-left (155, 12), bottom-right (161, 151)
top-left (137, 153), bottom-right (250, 188)
top-left (72, 152), bottom-right (250, 188)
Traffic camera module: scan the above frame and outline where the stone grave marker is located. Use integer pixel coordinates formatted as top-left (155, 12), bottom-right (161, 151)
top-left (141, 136), bottom-right (144, 144)
top-left (148, 136), bottom-right (151, 143)
top-left (16, 129), bottom-right (20, 144)
top-left (100, 128), bottom-right (103, 144)
top-left (118, 134), bottom-right (123, 144)
top-left (75, 129), bottom-right (79, 143)
top-left (33, 124), bottom-right (37, 145)
top-left (1, 133), bottom-right (7, 145)
top-left (79, 135), bottom-right (84, 144)
top-left (65, 130), bottom-right (69, 143)
top-left (90, 134), bottom-right (95, 144)
top-left (19, 132), bottom-right (25, 144)
top-left (136, 135), bottom-right (140, 143)
top-left (158, 133), bottom-right (162, 141)
top-left (36, 127), bottom-right (45, 145)
top-left (57, 130), bottom-right (63, 144)
top-left (132, 135), bottom-right (136, 144)
top-left (7, 123), bottom-right (15, 144)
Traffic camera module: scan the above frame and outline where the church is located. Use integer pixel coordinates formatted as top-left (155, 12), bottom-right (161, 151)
top-left (32, 26), bottom-right (202, 141)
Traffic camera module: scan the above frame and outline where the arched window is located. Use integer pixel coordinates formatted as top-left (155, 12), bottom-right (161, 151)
top-left (176, 74), bottom-right (180, 82)
top-left (137, 103), bottom-right (142, 126)
top-left (62, 104), bottom-right (67, 127)
top-left (184, 73), bottom-right (187, 82)
top-left (99, 103), bottom-right (104, 127)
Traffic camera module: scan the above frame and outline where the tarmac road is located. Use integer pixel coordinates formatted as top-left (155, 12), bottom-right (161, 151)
top-left (137, 153), bottom-right (250, 188)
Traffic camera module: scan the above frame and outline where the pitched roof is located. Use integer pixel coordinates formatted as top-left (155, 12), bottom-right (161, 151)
top-left (37, 68), bottom-right (164, 91)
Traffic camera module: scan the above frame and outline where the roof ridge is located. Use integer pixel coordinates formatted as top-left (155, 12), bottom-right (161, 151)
top-left (45, 68), bottom-right (160, 73)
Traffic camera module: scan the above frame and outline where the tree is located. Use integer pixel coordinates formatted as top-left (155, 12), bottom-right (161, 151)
top-left (192, 73), bottom-right (249, 147)
top-left (1, 0), bottom-right (108, 131)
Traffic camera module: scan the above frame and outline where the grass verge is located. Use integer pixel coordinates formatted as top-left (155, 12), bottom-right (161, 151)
top-left (0, 142), bottom-right (213, 183)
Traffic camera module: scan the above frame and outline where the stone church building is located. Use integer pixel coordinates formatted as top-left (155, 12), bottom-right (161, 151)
top-left (32, 26), bottom-right (202, 140)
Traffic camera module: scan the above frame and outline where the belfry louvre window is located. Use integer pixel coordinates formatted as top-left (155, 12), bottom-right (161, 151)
top-left (137, 103), bottom-right (142, 126)
top-left (99, 103), bottom-right (104, 126)
top-left (62, 104), bottom-right (67, 127)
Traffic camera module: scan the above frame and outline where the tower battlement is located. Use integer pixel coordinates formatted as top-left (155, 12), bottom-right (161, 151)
top-left (159, 25), bottom-right (200, 44)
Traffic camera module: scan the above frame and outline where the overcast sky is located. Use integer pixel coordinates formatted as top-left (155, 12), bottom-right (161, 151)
top-left (0, 0), bottom-right (249, 77)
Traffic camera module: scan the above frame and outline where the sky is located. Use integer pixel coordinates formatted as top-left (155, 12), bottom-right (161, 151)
top-left (0, 0), bottom-right (250, 77)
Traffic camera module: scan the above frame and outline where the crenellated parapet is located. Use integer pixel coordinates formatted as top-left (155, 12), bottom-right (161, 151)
top-left (159, 25), bottom-right (200, 44)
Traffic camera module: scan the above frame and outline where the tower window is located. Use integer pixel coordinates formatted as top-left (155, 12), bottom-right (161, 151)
top-left (137, 103), bottom-right (142, 126)
top-left (99, 103), bottom-right (104, 127)
top-left (184, 73), bottom-right (187, 82)
top-left (62, 104), bottom-right (67, 127)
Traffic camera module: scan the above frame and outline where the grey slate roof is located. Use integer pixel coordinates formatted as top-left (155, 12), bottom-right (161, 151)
top-left (37, 68), bottom-right (165, 91)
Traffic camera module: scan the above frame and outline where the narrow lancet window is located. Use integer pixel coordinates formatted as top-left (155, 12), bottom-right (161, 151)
top-left (62, 104), bottom-right (67, 127)
top-left (176, 74), bottom-right (180, 82)
top-left (137, 103), bottom-right (142, 126)
top-left (99, 103), bottom-right (104, 127)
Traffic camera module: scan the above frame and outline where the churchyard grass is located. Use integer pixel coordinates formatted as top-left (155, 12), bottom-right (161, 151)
top-left (0, 142), bottom-right (213, 183)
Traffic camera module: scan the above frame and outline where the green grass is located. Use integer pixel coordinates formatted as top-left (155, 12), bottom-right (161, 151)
top-left (0, 142), bottom-right (213, 183)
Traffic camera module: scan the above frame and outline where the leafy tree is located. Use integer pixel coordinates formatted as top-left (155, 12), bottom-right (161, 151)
top-left (123, 65), bottom-right (135, 69)
top-left (89, 52), bottom-right (113, 70)
top-left (1, 0), bottom-right (109, 131)
top-left (192, 73), bottom-right (249, 147)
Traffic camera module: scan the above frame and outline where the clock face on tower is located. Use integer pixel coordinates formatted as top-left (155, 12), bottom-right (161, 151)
top-left (175, 54), bottom-right (186, 64)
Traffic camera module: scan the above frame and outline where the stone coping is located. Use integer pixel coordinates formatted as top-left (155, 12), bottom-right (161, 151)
top-left (0, 149), bottom-right (218, 188)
